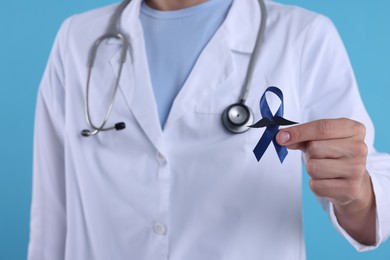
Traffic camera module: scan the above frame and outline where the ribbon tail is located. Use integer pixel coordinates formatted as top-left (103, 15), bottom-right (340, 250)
top-left (253, 127), bottom-right (276, 161)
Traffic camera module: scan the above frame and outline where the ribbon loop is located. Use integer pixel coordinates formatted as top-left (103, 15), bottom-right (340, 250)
top-left (249, 87), bottom-right (297, 163)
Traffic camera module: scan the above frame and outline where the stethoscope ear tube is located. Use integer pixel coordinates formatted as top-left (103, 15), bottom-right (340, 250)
top-left (81, 129), bottom-right (96, 137)
top-left (82, 32), bottom-right (129, 137)
top-left (81, 0), bottom-right (131, 137)
top-left (81, 122), bottom-right (126, 137)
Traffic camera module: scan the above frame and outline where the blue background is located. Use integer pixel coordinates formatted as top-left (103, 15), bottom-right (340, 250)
top-left (0, 0), bottom-right (389, 259)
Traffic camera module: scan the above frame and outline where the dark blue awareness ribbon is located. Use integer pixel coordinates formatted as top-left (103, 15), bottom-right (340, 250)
top-left (249, 86), bottom-right (297, 163)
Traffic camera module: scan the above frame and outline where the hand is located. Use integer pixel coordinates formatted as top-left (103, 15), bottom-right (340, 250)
top-left (276, 118), bottom-right (376, 245)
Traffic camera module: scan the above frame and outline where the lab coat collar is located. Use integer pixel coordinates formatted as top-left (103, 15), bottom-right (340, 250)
top-left (223, 0), bottom-right (264, 54)
top-left (108, 0), bottom-right (262, 148)
top-left (111, 0), bottom-right (264, 53)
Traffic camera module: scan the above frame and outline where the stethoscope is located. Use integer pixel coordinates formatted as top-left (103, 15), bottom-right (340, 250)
top-left (81, 0), bottom-right (267, 137)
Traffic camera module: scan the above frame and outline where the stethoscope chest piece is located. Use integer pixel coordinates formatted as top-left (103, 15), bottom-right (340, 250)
top-left (222, 103), bottom-right (254, 134)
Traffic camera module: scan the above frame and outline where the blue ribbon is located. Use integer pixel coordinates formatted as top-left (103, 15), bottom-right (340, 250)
top-left (249, 87), bottom-right (297, 163)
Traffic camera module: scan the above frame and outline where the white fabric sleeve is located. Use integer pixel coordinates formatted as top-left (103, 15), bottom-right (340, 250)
top-left (299, 14), bottom-right (390, 251)
top-left (28, 18), bottom-right (72, 260)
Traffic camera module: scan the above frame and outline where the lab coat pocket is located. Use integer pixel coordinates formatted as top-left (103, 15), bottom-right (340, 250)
top-left (194, 96), bottom-right (260, 145)
top-left (195, 96), bottom-right (236, 115)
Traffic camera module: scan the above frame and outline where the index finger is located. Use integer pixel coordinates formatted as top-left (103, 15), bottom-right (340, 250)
top-left (276, 118), bottom-right (361, 146)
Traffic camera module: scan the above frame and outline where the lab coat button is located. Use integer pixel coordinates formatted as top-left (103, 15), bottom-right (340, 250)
top-left (156, 151), bottom-right (167, 165)
top-left (153, 223), bottom-right (167, 235)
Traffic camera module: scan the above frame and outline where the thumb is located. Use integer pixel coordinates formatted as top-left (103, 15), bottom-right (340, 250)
top-left (276, 130), bottom-right (306, 151)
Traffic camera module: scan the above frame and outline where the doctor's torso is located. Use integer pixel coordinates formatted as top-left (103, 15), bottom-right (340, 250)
top-left (31, 0), bottom-right (368, 259)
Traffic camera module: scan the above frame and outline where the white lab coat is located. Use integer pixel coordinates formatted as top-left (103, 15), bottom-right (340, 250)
top-left (28, 0), bottom-right (390, 259)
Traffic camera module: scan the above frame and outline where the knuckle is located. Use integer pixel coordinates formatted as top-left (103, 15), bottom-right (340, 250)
top-left (353, 142), bottom-right (368, 157)
top-left (352, 121), bottom-right (366, 138)
top-left (306, 141), bottom-right (319, 156)
top-left (290, 127), bottom-right (302, 142)
top-left (309, 180), bottom-right (319, 194)
top-left (306, 159), bottom-right (316, 177)
top-left (310, 180), bottom-right (325, 196)
top-left (350, 161), bottom-right (366, 178)
top-left (318, 120), bottom-right (333, 137)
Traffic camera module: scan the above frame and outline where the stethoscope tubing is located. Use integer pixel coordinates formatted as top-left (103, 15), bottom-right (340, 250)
top-left (82, 33), bottom-right (129, 136)
top-left (239, 0), bottom-right (267, 104)
top-left (81, 0), bottom-right (267, 136)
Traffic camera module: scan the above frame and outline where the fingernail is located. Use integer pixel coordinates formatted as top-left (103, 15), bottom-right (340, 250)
top-left (279, 131), bottom-right (291, 144)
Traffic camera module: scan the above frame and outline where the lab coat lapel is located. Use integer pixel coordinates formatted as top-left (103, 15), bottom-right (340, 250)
top-left (164, 0), bottom-right (262, 130)
top-left (109, 47), bottom-right (163, 145)
top-left (109, 0), bottom-right (163, 150)
top-left (108, 0), bottom-right (262, 143)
